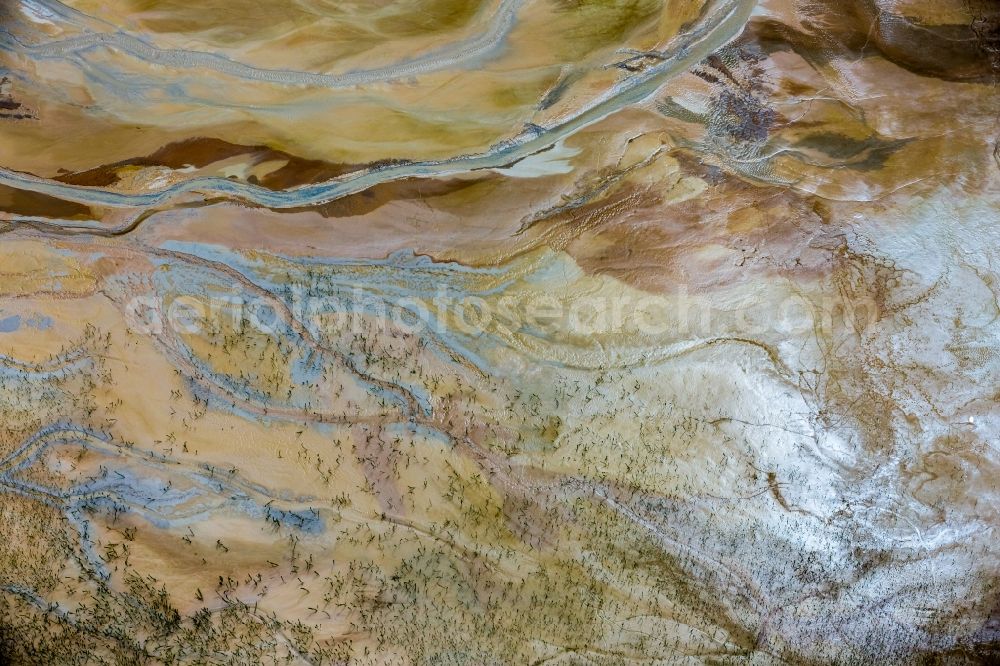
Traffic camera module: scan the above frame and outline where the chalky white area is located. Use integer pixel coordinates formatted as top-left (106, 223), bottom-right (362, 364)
top-left (0, 0), bottom-right (997, 663)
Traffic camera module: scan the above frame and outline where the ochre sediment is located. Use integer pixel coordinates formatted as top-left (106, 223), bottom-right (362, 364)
top-left (0, 0), bottom-right (998, 663)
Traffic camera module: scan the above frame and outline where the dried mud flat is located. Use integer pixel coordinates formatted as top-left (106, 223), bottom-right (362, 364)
top-left (0, 0), bottom-right (998, 664)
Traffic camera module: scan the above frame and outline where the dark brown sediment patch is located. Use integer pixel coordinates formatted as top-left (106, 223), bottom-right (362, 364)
top-left (54, 137), bottom-right (256, 186)
top-left (53, 167), bottom-right (123, 188)
top-left (52, 137), bottom-right (360, 190)
top-left (274, 174), bottom-right (500, 219)
top-left (255, 157), bottom-right (358, 190)
top-left (748, 0), bottom-right (1000, 83)
top-left (0, 185), bottom-right (93, 220)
